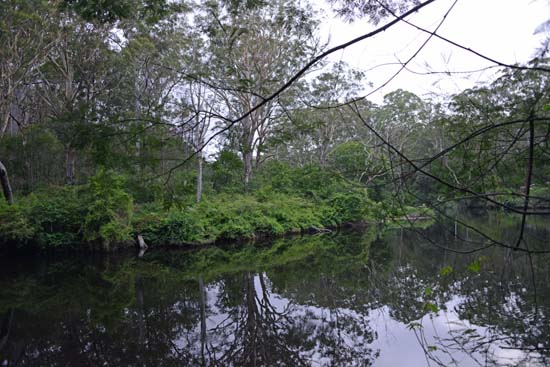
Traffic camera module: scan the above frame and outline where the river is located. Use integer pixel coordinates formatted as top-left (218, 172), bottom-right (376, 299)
top-left (0, 211), bottom-right (548, 366)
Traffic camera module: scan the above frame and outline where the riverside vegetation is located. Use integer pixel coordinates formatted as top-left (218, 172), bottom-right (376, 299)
top-left (0, 161), bottom-right (432, 252)
top-left (0, 0), bottom-right (548, 254)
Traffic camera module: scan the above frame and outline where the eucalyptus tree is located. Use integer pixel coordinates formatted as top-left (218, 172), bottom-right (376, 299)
top-left (0, 0), bottom-right (54, 139)
top-left (307, 62), bottom-right (366, 167)
top-left (175, 29), bottom-right (217, 203)
top-left (198, 0), bottom-right (321, 187)
top-left (371, 89), bottom-right (430, 194)
top-left (105, 20), bottom-right (189, 180)
top-left (34, 13), bottom-right (115, 185)
top-left (0, 0), bottom-right (55, 197)
top-left (269, 62), bottom-right (366, 168)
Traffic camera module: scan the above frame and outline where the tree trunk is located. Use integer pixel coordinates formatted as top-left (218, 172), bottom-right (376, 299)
top-left (65, 146), bottom-right (76, 185)
top-left (243, 150), bottom-right (253, 189)
top-left (0, 160), bottom-right (14, 205)
top-left (196, 153), bottom-right (203, 203)
top-left (0, 110), bottom-right (10, 140)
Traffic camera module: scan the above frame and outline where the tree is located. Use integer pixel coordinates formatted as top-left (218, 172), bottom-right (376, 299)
top-left (199, 0), bottom-right (320, 187)
top-left (268, 62), bottom-right (366, 167)
top-left (32, 11), bottom-right (116, 185)
top-left (0, 0), bottom-right (53, 140)
top-left (177, 31), bottom-right (216, 203)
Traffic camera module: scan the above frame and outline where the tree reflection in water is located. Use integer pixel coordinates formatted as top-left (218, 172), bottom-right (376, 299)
top-left (0, 214), bottom-right (548, 366)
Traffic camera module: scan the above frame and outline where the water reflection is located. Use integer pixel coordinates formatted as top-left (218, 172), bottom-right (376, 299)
top-left (0, 215), bottom-right (548, 366)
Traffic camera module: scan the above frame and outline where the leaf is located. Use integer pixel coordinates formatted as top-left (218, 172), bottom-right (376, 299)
top-left (544, 104), bottom-right (550, 111)
top-left (427, 346), bottom-right (438, 352)
top-left (467, 256), bottom-right (487, 273)
top-left (424, 302), bottom-right (439, 313)
top-left (440, 265), bottom-right (453, 276)
top-left (467, 260), bottom-right (480, 273)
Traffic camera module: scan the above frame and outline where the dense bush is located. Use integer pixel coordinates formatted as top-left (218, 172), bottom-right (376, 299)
top-left (28, 187), bottom-right (86, 248)
top-left (0, 200), bottom-right (35, 245)
top-left (0, 160), bottom-right (423, 252)
top-left (83, 168), bottom-right (134, 248)
top-left (135, 193), bottom-right (329, 246)
top-left (0, 169), bottom-right (134, 251)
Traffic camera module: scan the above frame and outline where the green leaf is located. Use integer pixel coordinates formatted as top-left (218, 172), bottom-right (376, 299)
top-left (467, 256), bottom-right (487, 273)
top-left (467, 260), bottom-right (480, 273)
top-left (440, 265), bottom-right (453, 276)
top-left (424, 302), bottom-right (439, 313)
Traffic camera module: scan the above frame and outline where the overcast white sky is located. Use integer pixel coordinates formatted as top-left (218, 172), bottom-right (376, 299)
top-left (315, 0), bottom-right (550, 103)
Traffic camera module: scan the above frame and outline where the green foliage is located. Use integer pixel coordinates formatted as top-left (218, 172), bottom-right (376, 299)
top-left (0, 128), bottom-right (65, 193)
top-left (28, 187), bottom-right (85, 248)
top-left (0, 171), bottom-right (137, 251)
top-left (501, 185), bottom-right (550, 209)
top-left (440, 265), bottom-right (453, 277)
top-left (211, 150), bottom-right (244, 193)
top-left (466, 256), bottom-right (487, 274)
top-left (328, 141), bottom-right (368, 181)
top-left (325, 191), bottom-right (372, 224)
top-left (0, 186), bottom-right (85, 249)
top-left (0, 200), bottom-right (35, 245)
top-left (83, 168), bottom-right (134, 245)
top-left (424, 302), bottom-right (439, 313)
top-left (60, 0), bottom-right (173, 24)
top-left (136, 192), bottom-right (327, 245)
top-left (1, 161), bottom-right (383, 251)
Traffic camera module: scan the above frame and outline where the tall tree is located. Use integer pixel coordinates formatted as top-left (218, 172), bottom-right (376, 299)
top-left (199, 0), bottom-right (320, 186)
top-left (0, 0), bottom-right (53, 139)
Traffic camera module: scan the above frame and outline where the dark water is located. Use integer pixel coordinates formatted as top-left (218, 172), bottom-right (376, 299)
top-left (1, 212), bottom-right (549, 366)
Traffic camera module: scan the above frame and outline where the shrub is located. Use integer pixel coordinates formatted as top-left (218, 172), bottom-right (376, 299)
top-left (28, 187), bottom-right (85, 248)
top-left (83, 168), bottom-right (134, 246)
top-left (0, 201), bottom-right (35, 246)
top-left (325, 191), bottom-right (372, 224)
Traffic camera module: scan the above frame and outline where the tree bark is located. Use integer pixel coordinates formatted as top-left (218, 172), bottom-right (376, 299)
top-left (0, 160), bottom-right (14, 205)
top-left (243, 150), bottom-right (253, 189)
top-left (65, 146), bottom-right (76, 185)
top-left (196, 153), bottom-right (203, 203)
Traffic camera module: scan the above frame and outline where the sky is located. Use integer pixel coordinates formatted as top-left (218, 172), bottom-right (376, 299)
top-left (315, 0), bottom-right (550, 103)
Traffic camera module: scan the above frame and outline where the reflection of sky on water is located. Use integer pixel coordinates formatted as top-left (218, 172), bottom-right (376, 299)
top-left (171, 274), bottom-right (538, 367)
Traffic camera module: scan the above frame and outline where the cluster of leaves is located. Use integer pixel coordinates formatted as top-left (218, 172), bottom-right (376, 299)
top-left (133, 164), bottom-right (379, 246)
top-left (0, 169), bottom-right (134, 250)
top-left (134, 193), bottom-right (322, 245)
top-left (0, 161), bottom-right (383, 251)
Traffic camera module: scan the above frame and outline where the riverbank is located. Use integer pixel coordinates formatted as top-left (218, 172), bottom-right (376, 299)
top-left (0, 192), bottom-right (369, 253)
top-left (0, 169), bottom-right (433, 254)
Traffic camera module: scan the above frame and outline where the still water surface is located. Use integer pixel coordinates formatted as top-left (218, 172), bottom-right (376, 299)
top-left (1, 213), bottom-right (549, 366)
